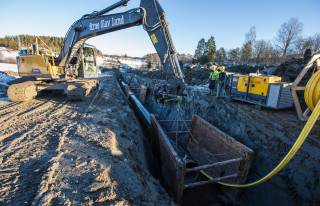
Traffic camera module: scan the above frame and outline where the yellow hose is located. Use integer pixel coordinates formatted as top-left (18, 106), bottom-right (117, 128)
top-left (217, 70), bottom-right (320, 187)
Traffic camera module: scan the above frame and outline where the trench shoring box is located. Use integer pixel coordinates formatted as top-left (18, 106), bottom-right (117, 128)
top-left (150, 114), bottom-right (254, 204)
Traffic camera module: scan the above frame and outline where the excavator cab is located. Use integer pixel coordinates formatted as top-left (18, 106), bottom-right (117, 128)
top-left (17, 38), bottom-right (100, 80)
top-left (80, 44), bottom-right (100, 78)
top-left (67, 43), bottom-right (100, 78)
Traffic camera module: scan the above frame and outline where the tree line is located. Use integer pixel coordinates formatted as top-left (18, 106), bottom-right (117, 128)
top-left (0, 35), bottom-right (65, 52)
top-left (194, 18), bottom-right (320, 65)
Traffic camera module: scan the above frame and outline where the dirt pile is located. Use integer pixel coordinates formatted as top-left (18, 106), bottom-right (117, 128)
top-left (182, 66), bottom-right (211, 85)
top-left (226, 64), bottom-right (268, 74)
top-left (271, 58), bottom-right (312, 84)
top-left (127, 56), bottom-right (313, 88)
top-left (0, 73), bottom-right (173, 205)
top-left (127, 66), bottom-right (212, 86)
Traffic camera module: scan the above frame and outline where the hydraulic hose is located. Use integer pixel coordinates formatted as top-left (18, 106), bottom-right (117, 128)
top-left (216, 70), bottom-right (320, 187)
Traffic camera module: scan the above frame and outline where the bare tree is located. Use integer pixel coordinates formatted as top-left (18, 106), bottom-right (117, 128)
top-left (274, 18), bottom-right (303, 58)
top-left (245, 26), bottom-right (256, 44)
top-left (240, 26), bottom-right (256, 63)
top-left (294, 36), bottom-right (313, 56)
top-left (253, 40), bottom-right (267, 64)
top-left (312, 33), bottom-right (320, 52)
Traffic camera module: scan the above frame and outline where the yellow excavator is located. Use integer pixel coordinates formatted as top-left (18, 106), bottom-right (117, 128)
top-left (8, 38), bottom-right (99, 101)
top-left (7, 0), bottom-right (185, 102)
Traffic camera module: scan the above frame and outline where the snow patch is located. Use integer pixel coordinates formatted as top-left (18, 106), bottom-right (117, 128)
top-left (0, 63), bottom-right (18, 72)
top-left (0, 71), bottom-right (17, 84)
top-left (1, 50), bottom-right (19, 59)
top-left (118, 57), bottom-right (147, 69)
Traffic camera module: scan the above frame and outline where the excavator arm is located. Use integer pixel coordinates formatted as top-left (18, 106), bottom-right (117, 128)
top-left (57, 0), bottom-right (185, 94)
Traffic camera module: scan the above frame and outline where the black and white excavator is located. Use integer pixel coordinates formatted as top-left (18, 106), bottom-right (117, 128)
top-left (8, 0), bottom-right (185, 102)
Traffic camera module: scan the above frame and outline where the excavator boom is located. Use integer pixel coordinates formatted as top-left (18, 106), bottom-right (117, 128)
top-left (8, 0), bottom-right (186, 102)
top-left (57, 0), bottom-right (185, 94)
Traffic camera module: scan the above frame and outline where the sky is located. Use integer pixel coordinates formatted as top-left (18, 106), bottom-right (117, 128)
top-left (0, 0), bottom-right (319, 57)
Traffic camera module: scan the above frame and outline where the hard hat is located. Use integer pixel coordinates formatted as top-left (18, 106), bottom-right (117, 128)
top-left (220, 66), bottom-right (225, 71)
top-left (212, 65), bottom-right (217, 70)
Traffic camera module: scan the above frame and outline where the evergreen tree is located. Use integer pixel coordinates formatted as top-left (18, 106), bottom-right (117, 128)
top-left (206, 36), bottom-right (216, 59)
top-left (194, 38), bottom-right (206, 57)
top-left (227, 48), bottom-right (240, 61)
top-left (240, 41), bottom-right (253, 63)
top-left (0, 35), bottom-right (64, 52)
top-left (216, 47), bottom-right (227, 63)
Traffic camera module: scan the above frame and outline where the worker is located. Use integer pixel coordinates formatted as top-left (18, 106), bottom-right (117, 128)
top-left (208, 66), bottom-right (219, 94)
top-left (216, 66), bottom-right (226, 98)
top-left (219, 66), bottom-right (226, 80)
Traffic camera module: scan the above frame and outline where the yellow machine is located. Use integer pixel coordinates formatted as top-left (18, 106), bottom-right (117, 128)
top-left (17, 37), bottom-right (99, 80)
top-left (235, 75), bottom-right (281, 96)
top-left (17, 38), bottom-right (64, 79)
top-left (229, 74), bottom-right (293, 109)
top-left (18, 55), bottom-right (64, 78)
top-left (8, 37), bottom-right (99, 102)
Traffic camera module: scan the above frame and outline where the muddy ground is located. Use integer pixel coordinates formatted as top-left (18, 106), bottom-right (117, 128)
top-left (0, 72), bottom-right (173, 206)
top-left (0, 57), bottom-right (319, 205)
top-left (122, 67), bottom-right (320, 206)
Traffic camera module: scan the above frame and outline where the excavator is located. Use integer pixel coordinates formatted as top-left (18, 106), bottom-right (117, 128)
top-left (7, 0), bottom-right (185, 102)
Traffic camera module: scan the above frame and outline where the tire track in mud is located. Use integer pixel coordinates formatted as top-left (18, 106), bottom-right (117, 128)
top-left (0, 100), bottom-right (42, 117)
top-left (0, 99), bottom-right (67, 144)
top-left (0, 123), bottom-right (76, 206)
top-left (0, 102), bottom-right (70, 157)
top-left (0, 100), bottom-right (54, 125)
top-left (0, 102), bottom-right (18, 111)
top-left (31, 122), bottom-right (78, 205)
top-left (0, 98), bottom-right (79, 205)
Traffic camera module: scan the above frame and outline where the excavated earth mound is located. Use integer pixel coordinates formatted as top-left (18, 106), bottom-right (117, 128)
top-left (0, 72), bottom-right (173, 206)
top-left (271, 58), bottom-right (313, 85)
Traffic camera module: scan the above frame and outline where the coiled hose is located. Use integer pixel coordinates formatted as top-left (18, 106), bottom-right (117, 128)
top-left (216, 70), bottom-right (320, 187)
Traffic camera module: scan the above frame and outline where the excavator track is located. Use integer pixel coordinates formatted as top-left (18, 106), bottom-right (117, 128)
top-left (7, 81), bottom-right (40, 102)
top-left (7, 79), bottom-right (99, 102)
top-left (67, 79), bottom-right (99, 101)
top-left (67, 84), bottom-right (86, 101)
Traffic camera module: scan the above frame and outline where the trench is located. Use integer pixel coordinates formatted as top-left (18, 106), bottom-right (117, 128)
top-left (113, 69), bottom-right (320, 206)
top-left (115, 71), bottom-right (234, 206)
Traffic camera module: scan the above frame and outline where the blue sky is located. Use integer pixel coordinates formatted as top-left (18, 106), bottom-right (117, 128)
top-left (0, 0), bottom-right (319, 57)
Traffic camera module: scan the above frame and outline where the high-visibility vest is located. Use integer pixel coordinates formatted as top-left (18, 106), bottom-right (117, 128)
top-left (209, 71), bottom-right (219, 80)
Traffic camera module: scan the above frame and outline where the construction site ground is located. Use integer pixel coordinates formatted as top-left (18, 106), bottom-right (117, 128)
top-left (0, 72), bottom-right (173, 206)
top-left (0, 64), bottom-right (320, 205)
